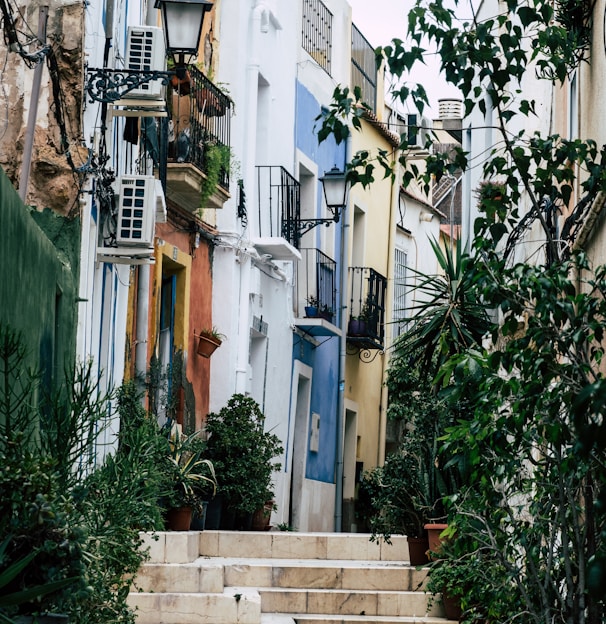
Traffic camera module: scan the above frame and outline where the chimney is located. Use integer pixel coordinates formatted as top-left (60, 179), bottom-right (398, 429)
top-left (438, 98), bottom-right (463, 131)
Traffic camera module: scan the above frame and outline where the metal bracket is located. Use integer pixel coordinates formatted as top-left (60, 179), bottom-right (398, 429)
top-left (85, 68), bottom-right (173, 103)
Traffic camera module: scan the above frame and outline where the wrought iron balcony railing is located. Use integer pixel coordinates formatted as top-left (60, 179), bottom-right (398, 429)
top-left (164, 65), bottom-right (231, 191)
top-left (295, 248), bottom-right (337, 324)
top-left (347, 267), bottom-right (387, 349)
top-left (256, 166), bottom-right (301, 248)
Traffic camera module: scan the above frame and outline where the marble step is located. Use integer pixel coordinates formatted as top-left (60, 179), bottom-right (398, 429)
top-left (135, 558), bottom-right (429, 594)
top-left (201, 532), bottom-right (408, 562)
top-left (139, 531), bottom-right (409, 565)
top-left (261, 616), bottom-right (455, 624)
top-left (222, 559), bottom-right (429, 592)
top-left (254, 587), bottom-right (441, 618)
top-left (127, 588), bottom-right (260, 624)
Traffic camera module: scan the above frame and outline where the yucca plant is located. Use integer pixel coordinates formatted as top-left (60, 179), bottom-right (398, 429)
top-left (398, 237), bottom-right (491, 379)
top-left (165, 426), bottom-right (217, 514)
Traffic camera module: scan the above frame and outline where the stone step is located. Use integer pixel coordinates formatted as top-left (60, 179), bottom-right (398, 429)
top-left (262, 616), bottom-right (454, 624)
top-left (220, 559), bottom-right (428, 592)
top-left (199, 531), bottom-right (408, 562)
top-left (127, 588), bottom-right (260, 624)
top-left (140, 531), bottom-right (408, 565)
top-left (255, 587), bottom-right (440, 618)
top-left (135, 557), bottom-right (428, 594)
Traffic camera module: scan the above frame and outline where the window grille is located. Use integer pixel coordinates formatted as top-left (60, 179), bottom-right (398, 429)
top-left (351, 24), bottom-right (376, 112)
top-left (302, 0), bottom-right (333, 75)
top-left (393, 248), bottom-right (408, 337)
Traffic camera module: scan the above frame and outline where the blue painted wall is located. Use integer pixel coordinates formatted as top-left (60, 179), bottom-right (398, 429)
top-left (292, 80), bottom-right (346, 484)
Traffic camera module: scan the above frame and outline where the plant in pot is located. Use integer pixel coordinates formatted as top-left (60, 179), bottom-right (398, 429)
top-left (348, 298), bottom-right (372, 336)
top-left (305, 295), bottom-right (319, 318)
top-left (196, 327), bottom-right (225, 358)
top-left (205, 394), bottom-right (283, 529)
top-left (163, 425), bottom-right (217, 530)
top-left (361, 452), bottom-right (430, 566)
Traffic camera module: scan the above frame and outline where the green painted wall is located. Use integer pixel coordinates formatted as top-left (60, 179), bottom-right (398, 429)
top-left (0, 167), bottom-right (80, 389)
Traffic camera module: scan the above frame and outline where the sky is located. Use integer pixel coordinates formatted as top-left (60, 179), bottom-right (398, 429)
top-left (348, 0), bottom-right (463, 118)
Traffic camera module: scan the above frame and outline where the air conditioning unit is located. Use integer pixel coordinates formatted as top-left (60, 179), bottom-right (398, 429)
top-left (406, 114), bottom-right (432, 149)
top-left (125, 26), bottom-right (166, 99)
top-left (115, 175), bottom-right (156, 246)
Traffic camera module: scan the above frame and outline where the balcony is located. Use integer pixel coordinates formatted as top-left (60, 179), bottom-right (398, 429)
top-left (347, 267), bottom-right (387, 350)
top-left (294, 248), bottom-right (339, 337)
top-left (253, 166), bottom-right (301, 261)
top-left (160, 65), bottom-right (231, 212)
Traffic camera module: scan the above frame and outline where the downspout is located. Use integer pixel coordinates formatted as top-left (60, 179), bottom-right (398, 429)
top-left (134, 1), bottom-right (159, 396)
top-left (377, 153), bottom-right (400, 467)
top-left (334, 135), bottom-right (352, 532)
top-left (235, 2), bottom-right (268, 393)
top-left (19, 6), bottom-right (48, 203)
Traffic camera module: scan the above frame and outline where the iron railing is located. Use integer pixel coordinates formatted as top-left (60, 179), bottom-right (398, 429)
top-left (295, 248), bottom-right (337, 323)
top-left (351, 24), bottom-right (376, 113)
top-left (164, 65), bottom-right (231, 190)
top-left (302, 0), bottom-right (333, 75)
top-left (347, 267), bottom-right (387, 347)
top-left (256, 166), bottom-right (301, 248)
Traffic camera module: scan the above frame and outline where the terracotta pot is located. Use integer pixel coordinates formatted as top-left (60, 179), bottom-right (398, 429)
top-left (442, 591), bottom-right (462, 621)
top-left (197, 334), bottom-right (221, 358)
top-left (407, 535), bottom-right (430, 566)
top-left (251, 501), bottom-right (274, 531)
top-left (425, 523), bottom-right (449, 558)
top-left (166, 506), bottom-right (192, 531)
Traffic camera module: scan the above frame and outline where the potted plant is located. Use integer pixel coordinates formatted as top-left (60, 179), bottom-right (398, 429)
top-left (319, 304), bottom-right (334, 323)
top-left (348, 298), bottom-right (372, 336)
top-left (205, 394), bottom-right (283, 529)
top-left (196, 327), bottom-right (225, 358)
top-left (163, 425), bottom-right (217, 530)
top-left (305, 295), bottom-right (319, 318)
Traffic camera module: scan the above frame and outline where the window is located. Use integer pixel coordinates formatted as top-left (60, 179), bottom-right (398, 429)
top-left (351, 24), bottom-right (376, 112)
top-left (302, 0), bottom-right (333, 74)
top-left (393, 248), bottom-right (408, 337)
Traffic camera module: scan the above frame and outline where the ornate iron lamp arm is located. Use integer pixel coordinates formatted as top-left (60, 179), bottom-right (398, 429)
top-left (85, 68), bottom-right (173, 103)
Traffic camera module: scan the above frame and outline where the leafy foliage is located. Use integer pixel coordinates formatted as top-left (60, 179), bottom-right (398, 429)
top-left (205, 394), bottom-right (283, 515)
top-left (0, 326), bottom-right (169, 623)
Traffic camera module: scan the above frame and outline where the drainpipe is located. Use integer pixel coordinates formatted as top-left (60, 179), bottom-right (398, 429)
top-left (234, 2), bottom-right (268, 393)
top-left (19, 6), bottom-right (48, 203)
top-left (133, 2), bottom-right (160, 398)
top-left (334, 135), bottom-right (352, 532)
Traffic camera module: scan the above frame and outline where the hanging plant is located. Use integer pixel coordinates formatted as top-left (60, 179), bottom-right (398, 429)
top-left (199, 143), bottom-right (231, 210)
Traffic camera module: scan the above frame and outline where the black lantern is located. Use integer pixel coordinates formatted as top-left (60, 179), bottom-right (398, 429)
top-left (155, 0), bottom-right (213, 61)
top-left (320, 166), bottom-right (349, 221)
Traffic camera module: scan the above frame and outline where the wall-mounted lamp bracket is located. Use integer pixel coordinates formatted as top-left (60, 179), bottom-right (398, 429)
top-left (85, 68), bottom-right (173, 104)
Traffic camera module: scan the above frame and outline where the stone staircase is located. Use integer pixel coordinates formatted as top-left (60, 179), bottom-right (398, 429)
top-left (128, 530), bottom-right (455, 624)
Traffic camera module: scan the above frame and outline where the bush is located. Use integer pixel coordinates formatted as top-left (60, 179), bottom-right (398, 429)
top-left (205, 394), bottom-right (283, 515)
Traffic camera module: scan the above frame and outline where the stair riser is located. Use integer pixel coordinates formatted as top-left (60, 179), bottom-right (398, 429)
top-left (139, 532), bottom-right (409, 564)
top-left (135, 563), bottom-right (224, 593)
top-left (259, 590), bottom-right (439, 618)
top-left (127, 592), bottom-right (260, 624)
top-left (225, 565), bottom-right (429, 592)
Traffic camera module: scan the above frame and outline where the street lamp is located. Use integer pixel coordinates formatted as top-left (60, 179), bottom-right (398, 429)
top-left (156, 0), bottom-right (213, 68)
top-left (85, 0), bottom-right (213, 103)
top-left (320, 166), bottom-right (349, 222)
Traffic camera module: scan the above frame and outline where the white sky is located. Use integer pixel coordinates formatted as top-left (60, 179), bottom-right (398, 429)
top-left (348, 0), bottom-right (463, 118)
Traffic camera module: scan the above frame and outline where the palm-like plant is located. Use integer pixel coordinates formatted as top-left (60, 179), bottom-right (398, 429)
top-left (165, 427), bottom-right (217, 514)
top-left (399, 238), bottom-right (491, 378)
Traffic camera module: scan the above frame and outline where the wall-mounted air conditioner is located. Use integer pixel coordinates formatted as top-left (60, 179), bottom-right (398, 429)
top-left (406, 114), bottom-right (432, 149)
top-left (115, 175), bottom-right (156, 246)
top-left (125, 26), bottom-right (166, 99)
